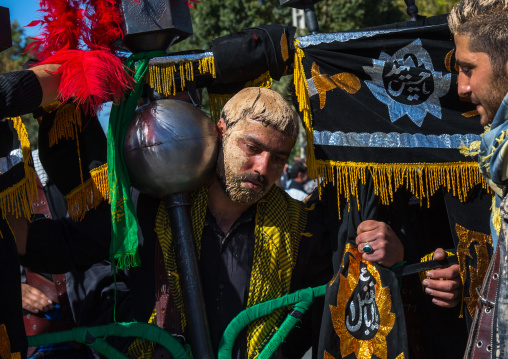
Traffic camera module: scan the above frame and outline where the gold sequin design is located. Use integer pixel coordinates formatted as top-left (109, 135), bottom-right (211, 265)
top-left (311, 62), bottom-right (361, 109)
top-left (456, 223), bottom-right (492, 317)
top-left (329, 243), bottom-right (395, 359)
top-left (462, 110), bottom-right (479, 118)
top-left (0, 324), bottom-right (21, 359)
top-left (280, 32), bottom-right (289, 61)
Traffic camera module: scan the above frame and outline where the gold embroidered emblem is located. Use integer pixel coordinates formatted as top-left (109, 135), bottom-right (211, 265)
top-left (445, 49), bottom-right (460, 73)
top-left (0, 324), bottom-right (21, 359)
top-left (311, 62), bottom-right (361, 109)
top-left (281, 32), bottom-right (289, 61)
top-left (462, 110), bottom-right (479, 118)
top-left (330, 244), bottom-right (396, 359)
top-left (456, 224), bottom-right (492, 317)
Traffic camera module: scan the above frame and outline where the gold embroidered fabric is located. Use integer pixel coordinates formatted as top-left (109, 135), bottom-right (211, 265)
top-left (456, 223), bottom-right (492, 317)
top-left (329, 243), bottom-right (396, 359)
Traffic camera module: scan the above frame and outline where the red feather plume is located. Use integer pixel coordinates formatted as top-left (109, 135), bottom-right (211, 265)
top-left (38, 50), bottom-right (134, 114)
top-left (25, 0), bottom-right (86, 61)
top-left (25, 0), bottom-right (201, 113)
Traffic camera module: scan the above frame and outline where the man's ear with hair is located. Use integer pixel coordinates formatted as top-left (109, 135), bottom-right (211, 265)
top-left (217, 118), bottom-right (227, 139)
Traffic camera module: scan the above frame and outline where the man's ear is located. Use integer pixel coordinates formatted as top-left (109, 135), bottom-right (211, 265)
top-left (217, 118), bottom-right (227, 139)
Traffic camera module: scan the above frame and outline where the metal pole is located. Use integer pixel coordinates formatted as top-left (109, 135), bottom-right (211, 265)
top-left (404, 0), bottom-right (419, 22)
top-left (304, 0), bottom-right (320, 35)
top-left (164, 193), bottom-right (214, 359)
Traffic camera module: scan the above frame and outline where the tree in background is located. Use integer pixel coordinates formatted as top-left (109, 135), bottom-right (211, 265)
top-left (0, 20), bottom-right (31, 73)
top-left (0, 21), bottom-right (38, 148)
top-left (416, 0), bottom-right (460, 17)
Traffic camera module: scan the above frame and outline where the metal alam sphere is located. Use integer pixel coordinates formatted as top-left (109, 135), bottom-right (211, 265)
top-left (124, 99), bottom-right (219, 197)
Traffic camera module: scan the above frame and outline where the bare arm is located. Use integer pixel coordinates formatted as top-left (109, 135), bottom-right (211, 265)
top-left (29, 64), bottom-right (61, 106)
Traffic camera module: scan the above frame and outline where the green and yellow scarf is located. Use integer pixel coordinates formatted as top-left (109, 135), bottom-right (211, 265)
top-left (129, 185), bottom-right (310, 358)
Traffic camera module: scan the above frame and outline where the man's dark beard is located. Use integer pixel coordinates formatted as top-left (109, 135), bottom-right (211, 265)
top-left (216, 166), bottom-right (270, 204)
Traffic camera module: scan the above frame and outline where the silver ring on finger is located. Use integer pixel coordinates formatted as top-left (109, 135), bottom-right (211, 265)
top-left (363, 242), bottom-right (374, 254)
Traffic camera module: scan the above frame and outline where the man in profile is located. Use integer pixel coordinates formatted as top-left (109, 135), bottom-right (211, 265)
top-left (448, 0), bottom-right (508, 355)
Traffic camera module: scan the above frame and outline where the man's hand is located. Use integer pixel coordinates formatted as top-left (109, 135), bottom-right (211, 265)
top-left (21, 283), bottom-right (53, 313)
top-left (356, 220), bottom-right (404, 268)
top-left (422, 248), bottom-right (462, 308)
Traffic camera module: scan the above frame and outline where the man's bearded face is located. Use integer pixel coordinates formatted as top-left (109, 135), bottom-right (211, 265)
top-left (216, 119), bottom-right (293, 205)
top-left (455, 34), bottom-right (508, 126)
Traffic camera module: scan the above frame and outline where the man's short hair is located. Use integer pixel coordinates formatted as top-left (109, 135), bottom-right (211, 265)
top-left (289, 161), bottom-right (307, 179)
top-left (220, 87), bottom-right (299, 139)
top-left (449, 0), bottom-right (508, 74)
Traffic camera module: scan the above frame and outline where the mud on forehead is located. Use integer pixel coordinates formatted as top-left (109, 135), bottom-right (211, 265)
top-left (221, 87), bottom-right (298, 138)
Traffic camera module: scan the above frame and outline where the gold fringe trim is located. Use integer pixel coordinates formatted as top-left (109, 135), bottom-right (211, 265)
top-left (47, 103), bottom-right (82, 147)
top-left (65, 177), bottom-right (105, 222)
top-left (245, 70), bottom-right (273, 89)
top-left (90, 164), bottom-right (109, 203)
top-left (42, 101), bottom-right (60, 113)
top-left (209, 93), bottom-right (234, 124)
top-left (315, 160), bottom-right (489, 219)
top-left (294, 41), bottom-right (318, 193)
top-left (1, 118), bottom-right (37, 220)
top-left (0, 167), bottom-right (36, 220)
top-left (146, 56), bottom-right (216, 97)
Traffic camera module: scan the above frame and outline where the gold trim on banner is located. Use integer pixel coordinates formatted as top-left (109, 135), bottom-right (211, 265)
top-left (293, 42), bottom-right (489, 219)
top-left (47, 103), bottom-right (82, 147)
top-left (455, 223), bottom-right (492, 317)
top-left (90, 163), bottom-right (109, 202)
top-left (146, 56), bottom-right (216, 97)
top-left (293, 42), bottom-right (317, 180)
top-left (245, 70), bottom-right (273, 89)
top-left (65, 177), bottom-right (105, 222)
top-left (330, 243), bottom-right (396, 359)
top-left (1, 118), bottom-right (37, 220)
top-left (315, 159), bottom-right (489, 219)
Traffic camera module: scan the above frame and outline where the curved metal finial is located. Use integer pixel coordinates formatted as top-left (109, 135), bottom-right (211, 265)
top-left (404, 0), bottom-right (419, 21)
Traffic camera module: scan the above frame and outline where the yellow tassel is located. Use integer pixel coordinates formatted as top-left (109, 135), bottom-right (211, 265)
top-left (209, 93), bottom-right (234, 124)
top-left (146, 56), bottom-right (216, 97)
top-left (245, 70), bottom-right (272, 89)
top-left (1, 118), bottom-right (37, 220)
top-left (147, 63), bottom-right (177, 97)
top-left (315, 160), bottom-right (489, 220)
top-left (65, 177), bottom-right (105, 222)
top-left (90, 164), bottom-right (110, 202)
top-left (293, 41), bottom-right (317, 181)
top-left (300, 232), bottom-right (313, 237)
top-left (198, 56), bottom-right (216, 79)
top-left (47, 103), bottom-right (82, 147)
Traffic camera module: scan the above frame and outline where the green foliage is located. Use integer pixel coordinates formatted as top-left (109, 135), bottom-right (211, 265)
top-left (171, 0), bottom-right (292, 51)
top-left (416, 0), bottom-right (460, 17)
top-left (315, 0), bottom-right (405, 33)
top-left (0, 20), bottom-right (31, 73)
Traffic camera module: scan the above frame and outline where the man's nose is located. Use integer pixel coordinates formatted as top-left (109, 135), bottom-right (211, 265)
top-left (253, 152), bottom-right (270, 176)
top-left (457, 72), bottom-right (471, 98)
